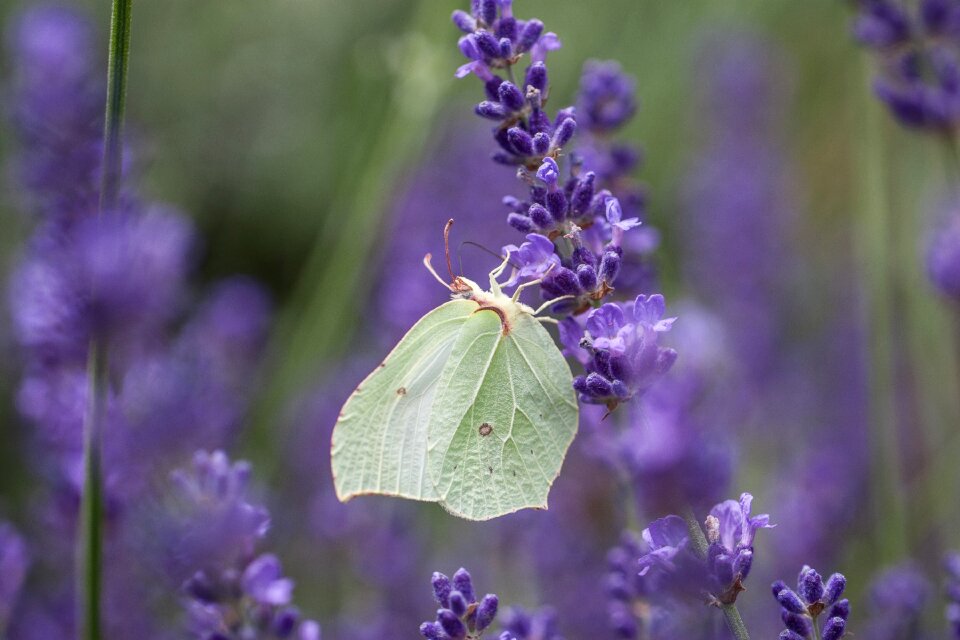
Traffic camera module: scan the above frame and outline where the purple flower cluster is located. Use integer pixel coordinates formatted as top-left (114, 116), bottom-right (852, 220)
top-left (561, 295), bottom-right (676, 409)
top-left (499, 607), bottom-right (563, 640)
top-left (946, 552), bottom-right (960, 637)
top-left (772, 566), bottom-right (849, 640)
top-left (704, 494), bottom-right (775, 602)
top-left (420, 568), bottom-right (498, 640)
top-left (610, 492), bottom-right (771, 632)
top-left (174, 451), bottom-right (320, 640)
top-left (451, 0), bottom-right (675, 404)
top-left (6, 5), bottom-right (107, 220)
top-left (851, 0), bottom-right (960, 131)
top-left (863, 563), bottom-right (931, 639)
top-left (0, 523), bottom-right (29, 635)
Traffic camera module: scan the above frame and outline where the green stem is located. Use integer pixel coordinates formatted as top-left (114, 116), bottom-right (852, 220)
top-left (78, 1), bottom-right (133, 639)
top-left (681, 507), bottom-right (751, 640)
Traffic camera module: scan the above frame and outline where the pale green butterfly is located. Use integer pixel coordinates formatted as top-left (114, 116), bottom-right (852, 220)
top-left (331, 221), bottom-right (579, 521)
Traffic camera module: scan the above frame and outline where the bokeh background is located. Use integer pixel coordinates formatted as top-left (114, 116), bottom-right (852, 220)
top-left (1, 0), bottom-right (959, 638)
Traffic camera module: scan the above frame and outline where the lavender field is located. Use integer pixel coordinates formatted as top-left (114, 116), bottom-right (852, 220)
top-left (0, 1), bottom-right (959, 639)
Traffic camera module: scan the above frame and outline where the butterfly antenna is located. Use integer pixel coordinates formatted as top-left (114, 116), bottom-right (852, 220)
top-left (423, 254), bottom-right (454, 291)
top-left (460, 241), bottom-right (517, 269)
top-left (443, 218), bottom-right (456, 281)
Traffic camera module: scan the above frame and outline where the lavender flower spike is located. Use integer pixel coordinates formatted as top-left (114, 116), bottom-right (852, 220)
top-left (420, 568), bottom-right (499, 639)
top-left (772, 565), bottom-right (849, 640)
top-left (172, 451), bottom-right (320, 640)
top-left (705, 493), bottom-right (774, 602)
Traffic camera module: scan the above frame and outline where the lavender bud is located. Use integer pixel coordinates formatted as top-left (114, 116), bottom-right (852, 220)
top-left (577, 264), bottom-right (598, 291)
top-left (798, 566), bottom-right (824, 604)
top-left (545, 190), bottom-right (567, 219)
top-left (499, 37), bottom-right (513, 58)
top-left (598, 249), bottom-right (621, 283)
top-left (452, 10), bottom-right (477, 33)
top-left (771, 580), bottom-right (789, 598)
top-left (572, 375), bottom-right (589, 395)
top-left (555, 106), bottom-right (576, 126)
top-left (432, 572), bottom-right (452, 607)
top-left (529, 107), bottom-right (550, 134)
top-left (585, 372), bottom-right (613, 397)
top-left (733, 549), bottom-right (753, 579)
top-left (525, 61), bottom-right (548, 92)
top-left (459, 34), bottom-right (480, 60)
top-left (475, 101), bottom-right (507, 120)
top-left (572, 246), bottom-right (596, 267)
top-left (449, 591), bottom-right (468, 617)
top-left (498, 81), bottom-right (525, 112)
top-left (545, 266), bottom-right (579, 295)
top-left (480, 0), bottom-right (497, 26)
top-left (551, 117), bottom-right (576, 149)
top-left (827, 598), bottom-right (850, 620)
top-left (475, 30), bottom-right (501, 59)
top-left (824, 573), bottom-right (846, 605)
top-left (518, 18), bottom-right (544, 52)
top-left (475, 594), bottom-right (498, 631)
top-left (532, 132), bottom-right (551, 155)
top-left (779, 632), bottom-right (805, 640)
top-left (821, 617), bottom-right (846, 640)
top-left (528, 203), bottom-right (552, 228)
top-left (507, 212), bottom-right (534, 232)
top-left (507, 127), bottom-right (534, 155)
top-left (776, 588), bottom-right (807, 615)
top-left (571, 172), bottom-right (596, 214)
top-left (781, 611), bottom-right (812, 637)
top-left (496, 16), bottom-right (517, 42)
top-left (272, 608), bottom-right (299, 636)
top-left (420, 621), bottom-right (445, 640)
top-left (484, 76), bottom-right (504, 101)
top-left (438, 610), bottom-right (467, 640)
top-left (452, 568), bottom-right (475, 603)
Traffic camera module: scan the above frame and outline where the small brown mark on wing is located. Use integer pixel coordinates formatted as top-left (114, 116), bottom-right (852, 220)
top-left (488, 466), bottom-right (493, 474)
top-left (396, 387), bottom-right (407, 396)
top-left (478, 422), bottom-right (493, 437)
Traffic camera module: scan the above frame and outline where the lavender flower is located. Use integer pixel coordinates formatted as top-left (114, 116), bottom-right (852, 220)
top-left (946, 552), bottom-right (960, 637)
top-left (862, 563), bottom-right (930, 640)
top-left (6, 5), bottom-right (105, 220)
top-left (0, 523), bottom-right (30, 634)
top-left (566, 295), bottom-right (677, 408)
top-left (704, 493), bottom-right (774, 603)
top-left (420, 568), bottom-right (498, 640)
top-left (499, 606), bottom-right (563, 640)
top-left (173, 451), bottom-right (320, 640)
top-left (624, 494), bottom-right (771, 611)
top-left (772, 566), bottom-right (849, 640)
top-left (850, 0), bottom-right (960, 131)
top-left (927, 204), bottom-right (960, 299)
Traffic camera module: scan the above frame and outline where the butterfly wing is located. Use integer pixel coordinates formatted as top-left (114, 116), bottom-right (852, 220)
top-left (331, 299), bottom-right (477, 503)
top-left (426, 309), bottom-right (579, 520)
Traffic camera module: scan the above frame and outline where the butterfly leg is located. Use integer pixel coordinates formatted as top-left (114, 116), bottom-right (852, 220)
top-left (532, 295), bottom-right (575, 316)
top-left (487, 255), bottom-right (512, 293)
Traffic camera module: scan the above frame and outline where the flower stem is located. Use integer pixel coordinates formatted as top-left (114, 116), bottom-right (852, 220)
top-left (681, 507), bottom-right (751, 640)
top-left (78, 1), bottom-right (133, 639)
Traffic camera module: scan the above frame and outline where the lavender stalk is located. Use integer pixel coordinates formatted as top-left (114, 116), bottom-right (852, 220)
top-left (78, 1), bottom-right (133, 638)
